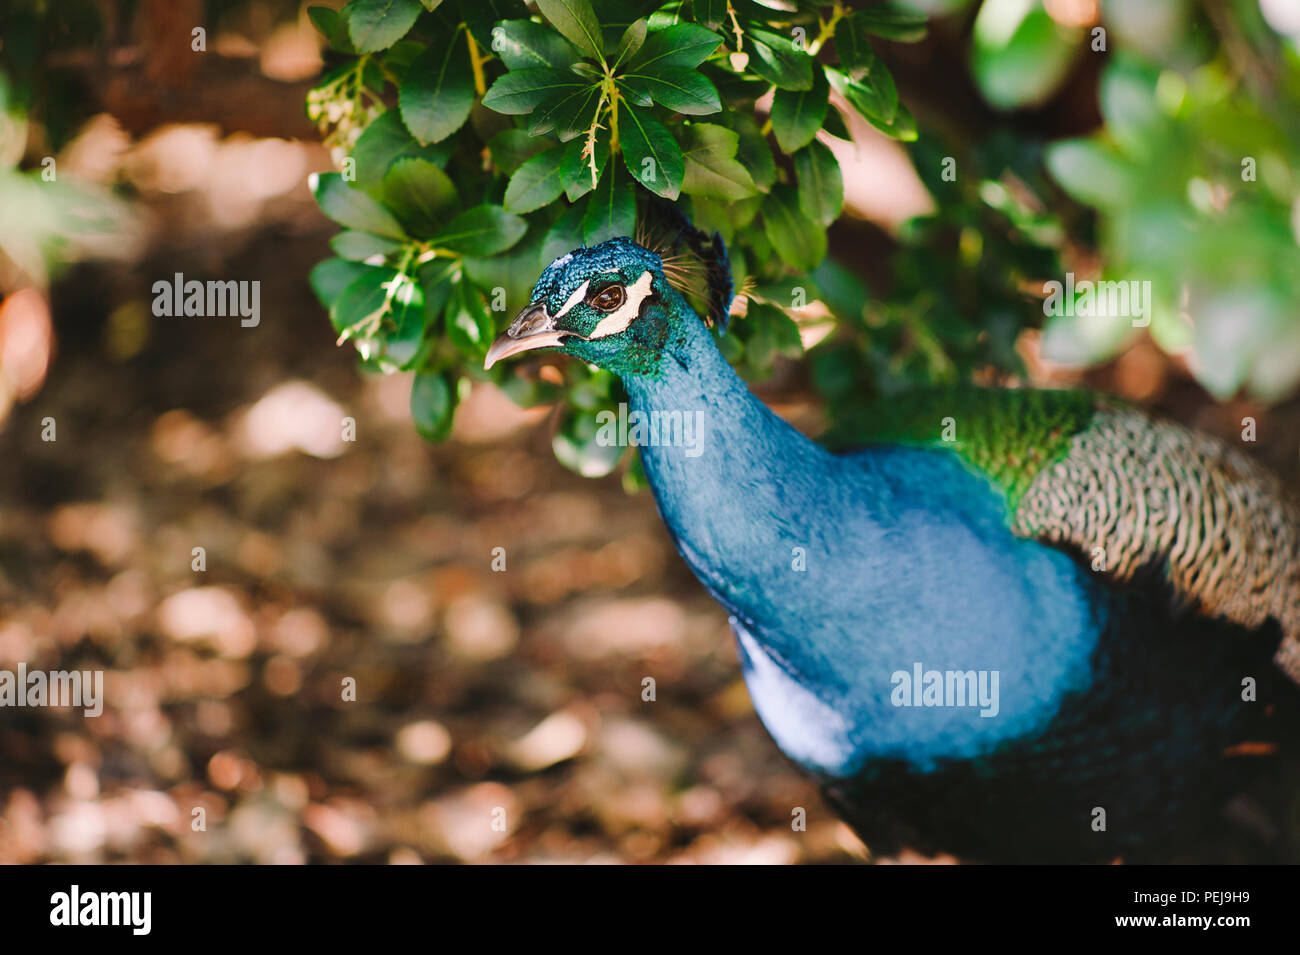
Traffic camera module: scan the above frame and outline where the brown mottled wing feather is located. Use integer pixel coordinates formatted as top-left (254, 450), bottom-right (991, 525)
top-left (1011, 405), bottom-right (1300, 685)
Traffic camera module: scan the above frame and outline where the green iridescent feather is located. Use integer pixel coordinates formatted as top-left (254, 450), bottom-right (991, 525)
top-left (828, 387), bottom-right (1100, 511)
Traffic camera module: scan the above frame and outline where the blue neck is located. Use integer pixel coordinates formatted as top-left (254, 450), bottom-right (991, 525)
top-left (622, 308), bottom-right (870, 656)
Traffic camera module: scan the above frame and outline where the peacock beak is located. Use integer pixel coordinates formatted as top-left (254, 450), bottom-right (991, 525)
top-left (484, 301), bottom-right (576, 370)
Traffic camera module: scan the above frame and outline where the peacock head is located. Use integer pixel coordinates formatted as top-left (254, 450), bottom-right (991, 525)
top-left (484, 233), bottom-right (732, 379)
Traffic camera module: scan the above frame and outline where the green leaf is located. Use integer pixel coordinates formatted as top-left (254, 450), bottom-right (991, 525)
top-left (308, 6), bottom-right (354, 53)
top-left (504, 147), bottom-right (566, 213)
top-left (330, 230), bottom-right (404, 262)
top-left (434, 205), bottom-right (528, 255)
top-left (620, 67), bottom-right (721, 115)
top-left (463, 217), bottom-right (550, 309)
top-left (1098, 57), bottom-right (1165, 159)
top-left (544, 201), bottom-right (588, 262)
top-left (619, 101), bottom-right (684, 199)
top-left (745, 301), bottom-right (803, 371)
top-left (346, 0), bottom-right (423, 53)
top-left (614, 19), bottom-right (648, 67)
top-left (482, 67), bottom-right (584, 114)
top-left (771, 65), bottom-right (829, 153)
top-left (307, 6), bottom-right (339, 36)
top-left (560, 134), bottom-right (610, 200)
top-left (734, 114), bottom-right (776, 192)
top-left (553, 403), bottom-right (624, 477)
top-left (383, 158), bottom-right (459, 236)
top-left (972, 0), bottom-right (1078, 110)
top-left (730, 195), bottom-right (763, 230)
top-left (418, 258), bottom-right (456, 324)
top-left (351, 110), bottom-right (453, 197)
top-left (384, 38), bottom-right (425, 73)
top-left (529, 85), bottom-right (603, 140)
top-left (399, 29), bottom-right (475, 142)
top-left (855, 2), bottom-right (928, 43)
top-left (583, 162), bottom-right (636, 244)
top-left (591, 0), bottom-right (660, 43)
top-left (459, 0), bottom-right (529, 51)
top-left (794, 140), bottom-right (842, 227)
top-left (825, 64), bottom-right (897, 127)
top-left (1044, 139), bottom-right (1133, 208)
top-left (747, 28), bottom-right (813, 91)
top-left (862, 62), bottom-right (898, 123)
top-left (620, 79), bottom-right (653, 108)
top-left (626, 23), bottom-right (722, 72)
top-left (833, 15), bottom-right (876, 81)
top-left (864, 100), bottom-right (916, 141)
top-left (710, 70), bottom-right (770, 106)
top-left (488, 129), bottom-right (555, 176)
top-left (527, 90), bottom-right (596, 142)
top-left (310, 258), bottom-right (373, 308)
top-left (493, 19), bottom-right (581, 69)
top-left (810, 257), bottom-right (868, 321)
top-left (691, 197), bottom-right (734, 242)
top-left (822, 103), bottom-right (852, 141)
top-left (411, 370), bottom-right (458, 441)
top-left (441, 280), bottom-right (491, 361)
top-left (311, 172), bottom-right (407, 239)
top-left (362, 57), bottom-right (388, 97)
top-left (753, 277), bottom-right (822, 312)
top-left (692, 0), bottom-right (727, 31)
top-left (762, 184), bottom-right (826, 272)
top-left (536, 0), bottom-right (605, 60)
top-left (377, 273), bottom-right (427, 368)
top-left (680, 123), bottom-right (757, 200)
top-left (446, 281), bottom-right (496, 357)
top-left (330, 267), bottom-right (392, 335)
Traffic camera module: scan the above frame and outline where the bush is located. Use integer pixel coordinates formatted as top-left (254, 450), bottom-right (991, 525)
top-left (305, 0), bottom-right (929, 479)
top-left (304, 0), bottom-right (1300, 480)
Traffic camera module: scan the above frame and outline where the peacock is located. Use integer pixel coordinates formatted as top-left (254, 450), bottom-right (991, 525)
top-left (483, 222), bottom-right (1300, 864)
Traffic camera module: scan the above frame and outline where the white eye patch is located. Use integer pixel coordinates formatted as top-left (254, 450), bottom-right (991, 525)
top-left (587, 271), bottom-right (655, 340)
top-left (554, 280), bottom-right (590, 319)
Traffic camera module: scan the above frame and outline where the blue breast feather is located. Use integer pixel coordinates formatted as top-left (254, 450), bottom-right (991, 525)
top-left (623, 315), bottom-right (1106, 779)
top-left (690, 445), bottom-right (1104, 778)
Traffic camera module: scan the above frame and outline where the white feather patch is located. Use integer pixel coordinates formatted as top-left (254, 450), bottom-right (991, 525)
top-left (588, 271), bottom-right (655, 339)
top-left (554, 280), bottom-right (590, 319)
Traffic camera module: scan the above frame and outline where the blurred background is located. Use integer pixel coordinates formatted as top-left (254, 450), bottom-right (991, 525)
top-left (0, 0), bottom-right (1297, 863)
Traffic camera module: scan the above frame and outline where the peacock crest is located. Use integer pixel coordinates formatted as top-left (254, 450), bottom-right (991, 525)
top-left (634, 198), bottom-right (746, 332)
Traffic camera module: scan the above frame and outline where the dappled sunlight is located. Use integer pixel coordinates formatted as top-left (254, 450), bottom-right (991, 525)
top-left (0, 289), bottom-right (52, 426)
top-left (155, 587), bottom-right (257, 659)
top-left (233, 380), bottom-right (348, 459)
top-left (831, 106), bottom-right (936, 231)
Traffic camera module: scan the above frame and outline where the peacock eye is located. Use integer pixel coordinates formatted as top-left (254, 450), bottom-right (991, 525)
top-left (590, 285), bottom-right (626, 311)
